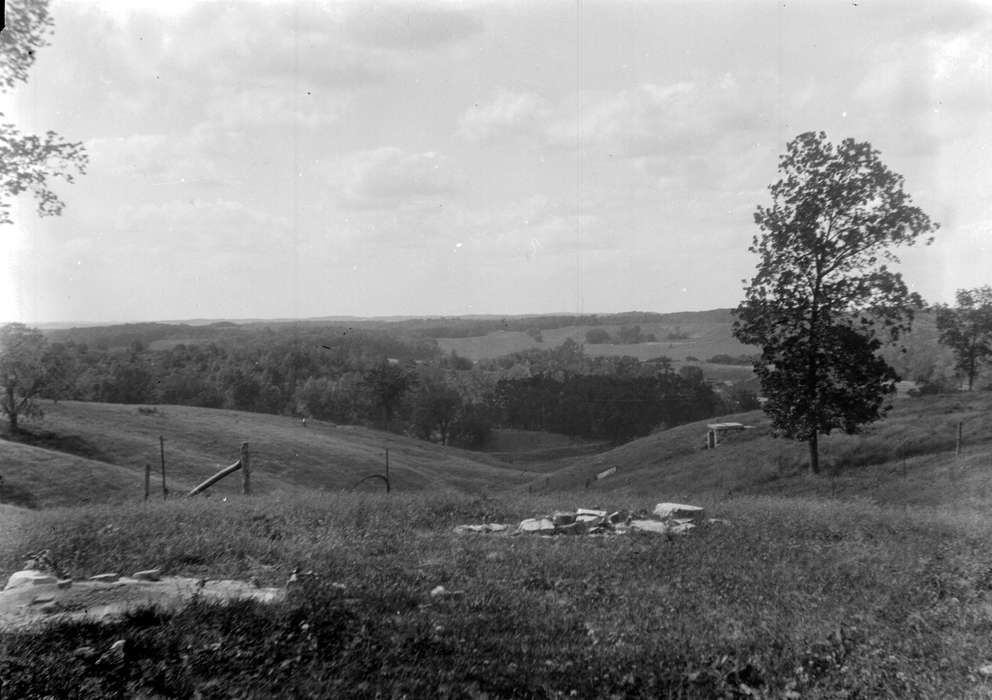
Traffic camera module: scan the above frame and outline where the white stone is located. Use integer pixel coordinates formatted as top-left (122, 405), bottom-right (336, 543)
top-left (576, 508), bottom-right (607, 517)
top-left (4, 570), bottom-right (54, 591)
top-left (629, 520), bottom-right (669, 534)
top-left (653, 503), bottom-right (705, 522)
top-left (132, 569), bottom-right (161, 582)
top-left (518, 518), bottom-right (555, 535)
top-left (89, 573), bottom-right (120, 583)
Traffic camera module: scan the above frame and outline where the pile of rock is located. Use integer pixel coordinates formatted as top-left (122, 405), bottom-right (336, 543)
top-left (455, 502), bottom-right (723, 538)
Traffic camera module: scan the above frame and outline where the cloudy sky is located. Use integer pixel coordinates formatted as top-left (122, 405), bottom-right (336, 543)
top-left (2, 0), bottom-right (990, 323)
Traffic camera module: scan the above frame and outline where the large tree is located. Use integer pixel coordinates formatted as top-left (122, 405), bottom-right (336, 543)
top-left (1, 0), bottom-right (87, 225)
top-left (935, 286), bottom-right (992, 391)
top-left (733, 131), bottom-right (937, 474)
top-left (0, 323), bottom-right (50, 433)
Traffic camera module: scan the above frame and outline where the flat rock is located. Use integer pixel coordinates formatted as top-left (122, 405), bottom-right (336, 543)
top-left (551, 511), bottom-right (576, 526)
top-left (518, 518), bottom-right (556, 535)
top-left (607, 510), bottom-right (629, 525)
top-left (576, 508), bottom-right (607, 517)
top-left (4, 570), bottom-right (56, 591)
top-left (653, 503), bottom-right (705, 522)
top-left (557, 521), bottom-right (588, 536)
top-left (629, 519), bottom-right (670, 534)
top-left (0, 575), bottom-right (286, 631)
top-left (89, 573), bottom-right (120, 583)
top-left (132, 569), bottom-right (162, 581)
top-left (454, 523), bottom-right (509, 534)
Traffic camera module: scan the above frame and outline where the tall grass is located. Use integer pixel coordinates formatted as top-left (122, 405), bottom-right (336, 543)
top-left (4, 491), bottom-right (992, 697)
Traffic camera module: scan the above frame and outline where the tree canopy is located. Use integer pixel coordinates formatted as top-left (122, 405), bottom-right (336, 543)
top-left (733, 131), bottom-right (938, 474)
top-left (0, 0), bottom-right (87, 225)
top-left (0, 323), bottom-right (51, 433)
top-left (935, 286), bottom-right (992, 391)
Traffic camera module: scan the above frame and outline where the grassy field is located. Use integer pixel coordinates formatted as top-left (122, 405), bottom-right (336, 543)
top-left (531, 392), bottom-right (992, 506)
top-left (0, 401), bottom-right (528, 508)
top-left (3, 491), bottom-right (992, 697)
top-left (4, 393), bottom-right (992, 696)
top-left (436, 314), bottom-right (755, 365)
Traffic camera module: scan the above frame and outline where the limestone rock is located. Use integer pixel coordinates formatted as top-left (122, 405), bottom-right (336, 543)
top-left (558, 521), bottom-right (587, 536)
top-left (551, 511), bottom-right (576, 526)
top-left (132, 569), bottom-right (162, 582)
top-left (89, 573), bottom-right (121, 583)
top-left (653, 503), bottom-right (705, 522)
top-left (518, 518), bottom-right (555, 535)
top-left (629, 519), bottom-right (669, 534)
top-left (4, 570), bottom-right (55, 591)
top-left (576, 508), bottom-right (607, 518)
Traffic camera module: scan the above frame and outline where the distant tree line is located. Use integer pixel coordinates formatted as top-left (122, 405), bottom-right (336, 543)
top-left (0, 323), bottom-right (750, 447)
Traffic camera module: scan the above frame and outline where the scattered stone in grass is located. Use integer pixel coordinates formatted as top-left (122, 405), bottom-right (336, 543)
top-left (98, 639), bottom-right (127, 666)
top-left (518, 518), bottom-right (556, 535)
top-left (89, 573), bottom-right (120, 583)
top-left (653, 503), bottom-right (706, 522)
top-left (629, 519), bottom-right (669, 534)
top-left (669, 522), bottom-right (696, 535)
top-left (429, 586), bottom-right (465, 599)
top-left (132, 569), bottom-right (161, 582)
top-left (73, 646), bottom-right (98, 660)
top-left (608, 510), bottom-right (629, 525)
top-left (979, 663), bottom-right (992, 677)
top-left (3, 570), bottom-right (55, 591)
top-left (0, 570), bottom-right (286, 631)
top-left (576, 508), bottom-right (607, 517)
top-left (558, 521), bottom-right (588, 536)
top-left (453, 523), bottom-right (509, 534)
top-left (705, 518), bottom-right (731, 526)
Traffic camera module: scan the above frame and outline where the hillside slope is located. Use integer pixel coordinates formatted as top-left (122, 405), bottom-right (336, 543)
top-left (530, 392), bottom-right (992, 509)
top-left (0, 401), bottom-right (530, 508)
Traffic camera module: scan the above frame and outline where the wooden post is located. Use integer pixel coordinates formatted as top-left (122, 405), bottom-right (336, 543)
top-left (144, 463), bottom-right (150, 501)
top-left (241, 442), bottom-right (251, 495)
top-left (189, 459), bottom-right (242, 497)
top-left (385, 448), bottom-right (390, 493)
top-left (159, 436), bottom-right (167, 500)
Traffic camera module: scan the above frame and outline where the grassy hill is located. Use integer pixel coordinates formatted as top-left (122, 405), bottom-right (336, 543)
top-left (5, 394), bottom-right (992, 696)
top-left (0, 401), bottom-right (530, 508)
top-left (526, 392), bottom-right (992, 508)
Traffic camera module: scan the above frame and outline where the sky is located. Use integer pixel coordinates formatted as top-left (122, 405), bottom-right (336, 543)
top-left (1, 0), bottom-right (991, 324)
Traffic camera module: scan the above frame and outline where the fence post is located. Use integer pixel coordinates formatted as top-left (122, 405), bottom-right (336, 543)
top-left (385, 448), bottom-right (390, 493)
top-left (144, 462), bottom-right (150, 501)
top-left (160, 436), bottom-right (167, 500)
top-left (241, 442), bottom-right (251, 496)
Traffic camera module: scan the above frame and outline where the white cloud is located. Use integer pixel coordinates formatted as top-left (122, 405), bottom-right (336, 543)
top-left (457, 90), bottom-right (551, 142)
top-left (85, 125), bottom-right (247, 185)
top-left (345, 4), bottom-right (483, 51)
top-left (204, 85), bottom-right (347, 130)
top-left (334, 147), bottom-right (456, 210)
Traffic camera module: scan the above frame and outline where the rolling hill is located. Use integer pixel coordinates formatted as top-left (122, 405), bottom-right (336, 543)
top-left (523, 391), bottom-right (992, 509)
top-left (0, 401), bottom-right (531, 508)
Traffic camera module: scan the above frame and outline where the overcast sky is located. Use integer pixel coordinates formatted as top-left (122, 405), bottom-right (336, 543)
top-left (2, 0), bottom-right (990, 323)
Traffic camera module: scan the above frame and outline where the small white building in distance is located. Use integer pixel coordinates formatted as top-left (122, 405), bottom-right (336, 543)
top-left (705, 422), bottom-right (752, 449)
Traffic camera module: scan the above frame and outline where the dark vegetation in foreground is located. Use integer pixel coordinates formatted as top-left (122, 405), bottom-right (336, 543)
top-left (2, 493), bottom-right (992, 698)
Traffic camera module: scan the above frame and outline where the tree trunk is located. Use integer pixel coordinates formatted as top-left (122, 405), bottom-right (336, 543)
top-left (808, 433), bottom-right (820, 475)
top-left (6, 386), bottom-right (17, 434)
